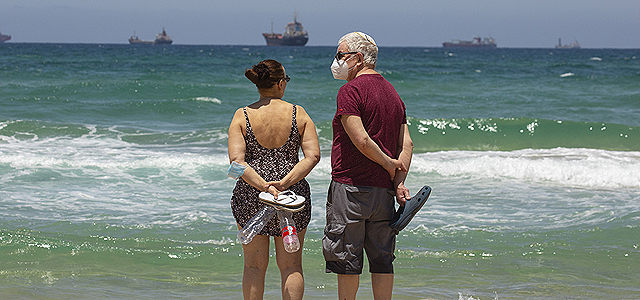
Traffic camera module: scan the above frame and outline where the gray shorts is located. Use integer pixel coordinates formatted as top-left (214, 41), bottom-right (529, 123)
top-left (322, 180), bottom-right (396, 274)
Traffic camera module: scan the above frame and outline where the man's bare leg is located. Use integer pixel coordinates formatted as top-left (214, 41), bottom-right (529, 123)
top-left (337, 274), bottom-right (359, 300)
top-left (371, 273), bottom-right (393, 300)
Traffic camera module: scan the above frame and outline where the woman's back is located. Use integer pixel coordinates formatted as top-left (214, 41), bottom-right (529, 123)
top-left (244, 99), bottom-right (295, 150)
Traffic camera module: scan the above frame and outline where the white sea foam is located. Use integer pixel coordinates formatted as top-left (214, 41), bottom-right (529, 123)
top-left (194, 97), bottom-right (222, 104)
top-left (411, 148), bottom-right (640, 189)
top-left (3, 134), bottom-right (638, 191)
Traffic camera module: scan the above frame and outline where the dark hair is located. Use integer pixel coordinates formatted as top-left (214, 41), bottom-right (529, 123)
top-left (245, 59), bottom-right (285, 89)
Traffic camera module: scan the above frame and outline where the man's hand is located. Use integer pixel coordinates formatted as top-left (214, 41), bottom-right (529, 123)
top-left (385, 159), bottom-right (407, 182)
top-left (395, 182), bottom-right (411, 207)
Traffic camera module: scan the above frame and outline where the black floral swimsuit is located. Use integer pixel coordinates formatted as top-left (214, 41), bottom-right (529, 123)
top-left (231, 105), bottom-right (311, 236)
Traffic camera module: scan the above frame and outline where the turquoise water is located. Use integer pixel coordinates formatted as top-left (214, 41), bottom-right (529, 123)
top-left (1, 44), bottom-right (639, 299)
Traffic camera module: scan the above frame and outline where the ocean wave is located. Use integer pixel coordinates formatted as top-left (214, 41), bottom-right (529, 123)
top-left (4, 119), bottom-right (638, 190)
top-left (0, 119), bottom-right (229, 149)
top-left (411, 148), bottom-right (640, 189)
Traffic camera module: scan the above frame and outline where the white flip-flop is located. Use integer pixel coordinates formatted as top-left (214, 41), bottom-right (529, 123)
top-left (258, 196), bottom-right (305, 212)
top-left (265, 202), bottom-right (305, 212)
top-left (259, 190), bottom-right (305, 207)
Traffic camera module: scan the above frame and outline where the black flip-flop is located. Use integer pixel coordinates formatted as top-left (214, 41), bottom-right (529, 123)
top-left (389, 186), bottom-right (432, 234)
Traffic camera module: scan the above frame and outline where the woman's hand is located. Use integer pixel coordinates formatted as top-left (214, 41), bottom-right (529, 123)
top-left (264, 182), bottom-right (284, 199)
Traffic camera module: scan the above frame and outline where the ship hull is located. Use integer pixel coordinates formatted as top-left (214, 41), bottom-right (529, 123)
top-left (0, 35), bottom-right (10, 43)
top-left (442, 42), bottom-right (496, 48)
top-left (263, 33), bottom-right (308, 46)
top-left (128, 39), bottom-right (171, 45)
top-left (443, 37), bottom-right (496, 48)
top-left (129, 39), bottom-right (154, 45)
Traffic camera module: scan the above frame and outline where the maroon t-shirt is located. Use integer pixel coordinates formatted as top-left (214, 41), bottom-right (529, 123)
top-left (331, 74), bottom-right (407, 189)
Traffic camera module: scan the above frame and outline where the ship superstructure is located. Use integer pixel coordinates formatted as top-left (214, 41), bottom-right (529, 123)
top-left (154, 27), bottom-right (172, 45)
top-left (555, 38), bottom-right (580, 49)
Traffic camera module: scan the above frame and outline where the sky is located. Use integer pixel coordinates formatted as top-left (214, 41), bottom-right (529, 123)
top-left (1, 0), bottom-right (639, 48)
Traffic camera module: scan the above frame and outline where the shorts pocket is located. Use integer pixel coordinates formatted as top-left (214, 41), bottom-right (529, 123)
top-left (344, 185), bottom-right (374, 218)
top-left (345, 185), bottom-right (372, 194)
top-left (323, 222), bottom-right (347, 261)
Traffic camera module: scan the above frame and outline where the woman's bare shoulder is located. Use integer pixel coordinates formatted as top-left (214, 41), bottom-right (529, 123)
top-left (229, 107), bottom-right (246, 127)
top-left (294, 104), bottom-right (314, 123)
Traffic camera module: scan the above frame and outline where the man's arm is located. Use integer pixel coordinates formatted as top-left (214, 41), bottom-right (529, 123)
top-left (393, 123), bottom-right (413, 206)
top-left (340, 115), bottom-right (407, 181)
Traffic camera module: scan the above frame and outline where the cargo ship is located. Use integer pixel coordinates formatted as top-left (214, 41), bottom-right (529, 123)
top-left (262, 14), bottom-right (308, 46)
top-left (0, 29), bottom-right (11, 43)
top-left (555, 38), bottom-right (580, 49)
top-left (443, 37), bottom-right (496, 48)
top-left (129, 28), bottom-right (172, 45)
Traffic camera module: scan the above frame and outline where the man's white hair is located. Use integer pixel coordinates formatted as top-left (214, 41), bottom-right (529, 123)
top-left (338, 31), bottom-right (378, 68)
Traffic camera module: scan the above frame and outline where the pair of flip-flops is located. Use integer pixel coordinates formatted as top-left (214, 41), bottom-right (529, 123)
top-left (258, 190), bottom-right (305, 212)
top-left (258, 185), bottom-right (431, 231)
top-left (389, 185), bottom-right (432, 235)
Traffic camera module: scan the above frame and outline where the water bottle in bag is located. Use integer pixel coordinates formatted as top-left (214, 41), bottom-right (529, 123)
top-left (277, 210), bottom-right (300, 253)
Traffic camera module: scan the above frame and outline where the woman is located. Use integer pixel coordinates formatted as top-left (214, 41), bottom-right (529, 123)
top-left (228, 59), bottom-right (320, 300)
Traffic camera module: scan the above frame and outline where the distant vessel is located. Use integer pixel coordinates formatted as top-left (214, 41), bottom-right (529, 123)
top-left (129, 28), bottom-right (172, 45)
top-left (262, 13), bottom-right (308, 46)
top-left (154, 27), bottom-right (173, 45)
top-left (555, 38), bottom-right (580, 49)
top-left (443, 37), bottom-right (497, 48)
top-left (0, 29), bottom-right (10, 43)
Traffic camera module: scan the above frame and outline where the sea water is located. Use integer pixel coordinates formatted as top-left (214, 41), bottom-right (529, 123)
top-left (1, 43), bottom-right (639, 299)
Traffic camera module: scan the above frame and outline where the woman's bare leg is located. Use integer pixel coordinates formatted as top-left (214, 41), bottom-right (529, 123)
top-left (242, 234), bottom-right (270, 300)
top-left (274, 228), bottom-right (306, 300)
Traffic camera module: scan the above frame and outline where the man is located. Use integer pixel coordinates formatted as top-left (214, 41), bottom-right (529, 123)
top-left (323, 31), bottom-right (414, 300)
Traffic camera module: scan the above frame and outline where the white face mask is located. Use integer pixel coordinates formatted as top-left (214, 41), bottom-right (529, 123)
top-left (331, 55), bottom-right (356, 80)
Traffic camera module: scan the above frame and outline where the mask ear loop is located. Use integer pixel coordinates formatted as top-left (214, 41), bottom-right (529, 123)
top-left (351, 52), bottom-right (365, 70)
top-left (344, 53), bottom-right (361, 72)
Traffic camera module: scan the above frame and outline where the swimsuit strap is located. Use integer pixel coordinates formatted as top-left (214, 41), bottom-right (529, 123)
top-left (243, 107), bottom-right (256, 141)
top-left (243, 107), bottom-right (251, 131)
top-left (291, 104), bottom-right (297, 131)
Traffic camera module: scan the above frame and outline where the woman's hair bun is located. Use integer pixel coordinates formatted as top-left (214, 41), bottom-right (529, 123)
top-left (253, 63), bottom-right (270, 81)
top-left (245, 59), bottom-right (284, 89)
